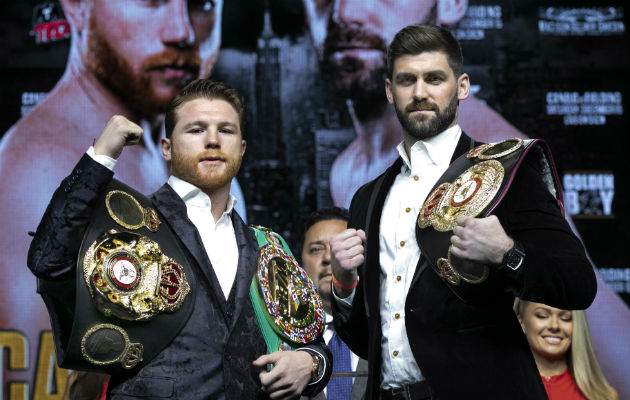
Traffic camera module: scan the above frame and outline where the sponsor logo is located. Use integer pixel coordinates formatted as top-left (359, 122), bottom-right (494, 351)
top-left (563, 172), bottom-right (614, 218)
top-left (539, 7), bottom-right (625, 36)
top-left (30, 1), bottom-right (70, 44)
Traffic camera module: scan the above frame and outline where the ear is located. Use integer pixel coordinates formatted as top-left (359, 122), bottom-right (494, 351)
top-left (241, 139), bottom-right (247, 157)
top-left (59, 0), bottom-right (89, 32)
top-left (457, 73), bottom-right (470, 101)
top-left (437, 0), bottom-right (468, 25)
top-left (385, 78), bottom-right (394, 104)
top-left (161, 137), bottom-right (172, 162)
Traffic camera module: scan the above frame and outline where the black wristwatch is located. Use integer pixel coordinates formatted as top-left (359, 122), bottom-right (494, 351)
top-left (502, 241), bottom-right (526, 271)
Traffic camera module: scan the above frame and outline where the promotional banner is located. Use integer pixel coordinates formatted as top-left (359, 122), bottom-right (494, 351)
top-left (1, 0), bottom-right (628, 398)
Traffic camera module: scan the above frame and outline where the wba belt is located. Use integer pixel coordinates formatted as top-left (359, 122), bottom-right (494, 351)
top-left (415, 138), bottom-right (563, 300)
top-left (40, 179), bottom-right (324, 375)
top-left (248, 225), bottom-right (325, 352)
top-left (39, 179), bottom-right (195, 374)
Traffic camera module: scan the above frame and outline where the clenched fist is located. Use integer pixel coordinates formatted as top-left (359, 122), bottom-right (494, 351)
top-left (450, 215), bottom-right (513, 265)
top-left (93, 115), bottom-right (144, 160)
top-left (329, 228), bottom-right (366, 298)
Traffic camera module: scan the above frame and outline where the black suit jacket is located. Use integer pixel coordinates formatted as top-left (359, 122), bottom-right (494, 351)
top-left (332, 133), bottom-right (596, 400)
top-left (28, 155), bottom-right (331, 399)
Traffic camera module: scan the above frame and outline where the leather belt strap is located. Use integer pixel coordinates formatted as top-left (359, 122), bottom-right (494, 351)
top-left (380, 381), bottom-right (433, 400)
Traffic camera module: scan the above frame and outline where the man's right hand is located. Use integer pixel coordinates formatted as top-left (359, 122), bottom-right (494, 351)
top-left (329, 228), bottom-right (366, 298)
top-left (93, 115), bottom-right (143, 160)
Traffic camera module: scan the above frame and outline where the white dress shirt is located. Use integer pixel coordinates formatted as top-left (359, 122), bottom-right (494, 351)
top-left (87, 147), bottom-right (240, 300)
top-left (378, 125), bottom-right (461, 388)
top-left (167, 175), bottom-right (239, 300)
top-left (333, 126), bottom-right (462, 389)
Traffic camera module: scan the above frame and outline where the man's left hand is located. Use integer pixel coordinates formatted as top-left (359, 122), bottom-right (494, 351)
top-left (252, 350), bottom-right (313, 400)
top-left (450, 215), bottom-right (513, 265)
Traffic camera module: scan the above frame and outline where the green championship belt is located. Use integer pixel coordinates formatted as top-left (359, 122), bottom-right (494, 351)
top-left (248, 226), bottom-right (325, 353)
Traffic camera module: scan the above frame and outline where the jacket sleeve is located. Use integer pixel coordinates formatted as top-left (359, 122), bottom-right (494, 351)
top-left (496, 156), bottom-right (597, 309)
top-left (330, 184), bottom-right (372, 360)
top-left (299, 336), bottom-right (333, 396)
top-left (27, 154), bottom-right (114, 279)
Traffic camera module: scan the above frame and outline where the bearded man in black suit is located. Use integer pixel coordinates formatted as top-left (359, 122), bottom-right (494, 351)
top-left (28, 79), bottom-right (331, 399)
top-left (328, 24), bottom-right (596, 400)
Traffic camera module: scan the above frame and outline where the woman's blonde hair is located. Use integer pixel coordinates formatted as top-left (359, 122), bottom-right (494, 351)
top-left (513, 298), bottom-right (618, 400)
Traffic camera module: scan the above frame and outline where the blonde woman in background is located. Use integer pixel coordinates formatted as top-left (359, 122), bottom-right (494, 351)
top-left (514, 299), bottom-right (618, 400)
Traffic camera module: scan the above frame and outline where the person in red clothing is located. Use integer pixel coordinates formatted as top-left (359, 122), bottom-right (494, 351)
top-left (514, 299), bottom-right (618, 400)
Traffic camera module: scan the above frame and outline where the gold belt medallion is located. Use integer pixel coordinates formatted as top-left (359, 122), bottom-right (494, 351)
top-left (82, 230), bottom-right (190, 321)
top-left (419, 160), bottom-right (505, 232)
top-left (106, 190), bottom-right (161, 232)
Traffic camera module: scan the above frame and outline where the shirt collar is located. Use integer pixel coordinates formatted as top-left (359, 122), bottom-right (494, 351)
top-left (167, 175), bottom-right (237, 214)
top-left (396, 125), bottom-right (462, 172)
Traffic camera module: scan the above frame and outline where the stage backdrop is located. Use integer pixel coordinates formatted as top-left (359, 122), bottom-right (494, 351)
top-left (0, 0), bottom-right (628, 399)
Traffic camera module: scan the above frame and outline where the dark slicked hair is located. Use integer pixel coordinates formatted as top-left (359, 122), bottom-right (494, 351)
top-left (164, 79), bottom-right (245, 139)
top-left (387, 24), bottom-right (463, 79)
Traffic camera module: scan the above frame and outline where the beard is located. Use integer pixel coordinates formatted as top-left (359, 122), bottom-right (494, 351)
top-left (320, 21), bottom-right (388, 102)
top-left (394, 90), bottom-right (459, 140)
top-left (86, 17), bottom-right (201, 117)
top-left (170, 147), bottom-right (242, 193)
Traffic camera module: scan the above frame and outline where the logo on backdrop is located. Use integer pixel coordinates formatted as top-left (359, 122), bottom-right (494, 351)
top-left (539, 7), bottom-right (626, 36)
top-left (30, 1), bottom-right (70, 44)
top-left (562, 171), bottom-right (615, 218)
top-left (546, 91), bottom-right (623, 126)
top-left (452, 5), bottom-right (503, 40)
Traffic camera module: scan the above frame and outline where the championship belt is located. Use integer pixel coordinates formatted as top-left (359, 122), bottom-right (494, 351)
top-left (248, 225), bottom-right (325, 353)
top-left (416, 138), bottom-right (563, 297)
top-left (40, 179), bottom-right (195, 374)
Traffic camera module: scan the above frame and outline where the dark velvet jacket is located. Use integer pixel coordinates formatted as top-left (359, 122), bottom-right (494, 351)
top-left (28, 155), bottom-right (331, 399)
top-left (332, 133), bottom-right (596, 400)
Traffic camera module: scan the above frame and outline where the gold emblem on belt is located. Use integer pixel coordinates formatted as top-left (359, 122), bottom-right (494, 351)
top-left (418, 160), bottom-right (505, 232)
top-left (83, 230), bottom-right (190, 321)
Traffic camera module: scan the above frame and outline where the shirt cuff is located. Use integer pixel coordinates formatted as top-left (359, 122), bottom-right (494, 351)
top-left (295, 348), bottom-right (326, 385)
top-left (332, 281), bottom-right (355, 309)
top-left (87, 146), bottom-right (117, 171)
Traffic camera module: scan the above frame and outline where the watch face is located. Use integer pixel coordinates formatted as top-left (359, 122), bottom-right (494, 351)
top-left (505, 248), bottom-right (525, 270)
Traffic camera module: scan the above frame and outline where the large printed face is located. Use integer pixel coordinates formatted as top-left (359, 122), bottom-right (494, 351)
top-left (302, 0), bottom-right (438, 100)
top-left (519, 301), bottom-right (574, 362)
top-left (386, 51), bottom-right (468, 140)
top-left (162, 98), bottom-right (246, 193)
top-left (301, 219), bottom-right (347, 312)
top-left (85, 0), bottom-right (222, 116)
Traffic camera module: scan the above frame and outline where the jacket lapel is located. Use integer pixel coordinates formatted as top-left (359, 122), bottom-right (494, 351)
top-left (229, 211), bottom-right (259, 329)
top-left (151, 183), bottom-right (227, 314)
top-left (364, 159), bottom-right (403, 318)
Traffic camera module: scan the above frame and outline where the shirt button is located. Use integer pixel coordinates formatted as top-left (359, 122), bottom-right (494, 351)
top-left (225, 353), bottom-right (232, 361)
top-left (413, 176), bottom-right (419, 181)
top-left (405, 207), bottom-right (411, 213)
top-left (226, 311), bottom-right (233, 319)
top-left (394, 313), bottom-right (400, 319)
top-left (400, 241), bottom-right (405, 247)
top-left (393, 350), bottom-right (399, 357)
top-left (396, 275), bottom-right (402, 282)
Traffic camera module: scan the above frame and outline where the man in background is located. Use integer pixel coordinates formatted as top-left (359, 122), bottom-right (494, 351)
top-left (300, 207), bottom-right (367, 400)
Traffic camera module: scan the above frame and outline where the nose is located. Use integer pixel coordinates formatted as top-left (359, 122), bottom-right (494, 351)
top-left (204, 128), bottom-right (220, 149)
top-left (322, 245), bottom-right (332, 265)
top-left (333, 0), bottom-right (378, 28)
top-left (161, 0), bottom-right (196, 47)
top-left (412, 80), bottom-right (429, 102)
top-left (548, 315), bottom-right (560, 332)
